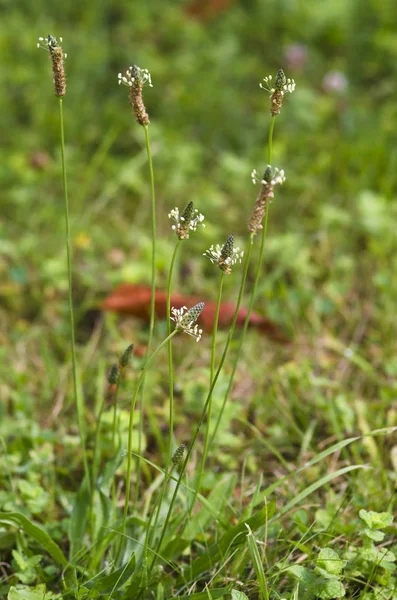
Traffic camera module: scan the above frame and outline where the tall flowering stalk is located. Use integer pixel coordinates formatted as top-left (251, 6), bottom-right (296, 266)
top-left (119, 302), bottom-right (204, 555)
top-left (118, 65), bottom-right (155, 510)
top-left (37, 35), bottom-right (90, 494)
top-left (145, 202), bottom-right (205, 551)
top-left (185, 235), bottom-right (244, 519)
top-left (210, 69), bottom-right (295, 450)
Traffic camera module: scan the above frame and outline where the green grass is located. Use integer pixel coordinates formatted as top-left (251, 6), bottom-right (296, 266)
top-left (1, 0), bottom-right (397, 599)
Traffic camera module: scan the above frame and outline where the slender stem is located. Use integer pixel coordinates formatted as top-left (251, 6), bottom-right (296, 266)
top-left (268, 115), bottom-right (275, 164)
top-left (120, 330), bottom-right (178, 550)
top-left (134, 124), bottom-right (157, 510)
top-left (166, 240), bottom-right (181, 460)
top-left (210, 115), bottom-right (276, 450)
top-left (149, 247), bottom-right (252, 574)
top-left (187, 272), bottom-right (224, 518)
top-left (148, 240), bottom-right (181, 550)
top-left (112, 369), bottom-right (123, 450)
top-left (59, 98), bottom-right (90, 494)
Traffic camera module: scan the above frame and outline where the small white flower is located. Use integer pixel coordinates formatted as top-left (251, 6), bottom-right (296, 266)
top-left (168, 202), bottom-right (205, 240)
top-left (170, 303), bottom-right (204, 342)
top-left (259, 73), bottom-right (296, 95)
top-left (204, 235), bottom-right (244, 275)
top-left (36, 35), bottom-right (66, 57)
top-left (251, 165), bottom-right (286, 186)
top-left (118, 65), bottom-right (153, 88)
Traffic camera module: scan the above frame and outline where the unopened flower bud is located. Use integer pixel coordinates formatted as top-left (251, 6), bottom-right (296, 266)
top-left (120, 343), bottom-right (134, 367)
top-left (172, 444), bottom-right (186, 466)
top-left (108, 364), bottom-right (120, 385)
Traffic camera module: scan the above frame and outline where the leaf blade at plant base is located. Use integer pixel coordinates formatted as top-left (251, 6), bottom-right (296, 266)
top-left (0, 512), bottom-right (67, 566)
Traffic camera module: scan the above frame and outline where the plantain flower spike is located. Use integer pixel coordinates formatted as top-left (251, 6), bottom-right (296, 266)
top-left (118, 65), bottom-right (153, 126)
top-left (108, 364), bottom-right (120, 385)
top-left (120, 343), bottom-right (134, 368)
top-left (168, 201), bottom-right (205, 240)
top-left (170, 302), bottom-right (205, 342)
top-left (37, 35), bottom-right (67, 97)
top-left (171, 443), bottom-right (186, 466)
top-left (260, 68), bottom-right (296, 116)
top-left (204, 234), bottom-right (244, 275)
top-left (248, 166), bottom-right (286, 235)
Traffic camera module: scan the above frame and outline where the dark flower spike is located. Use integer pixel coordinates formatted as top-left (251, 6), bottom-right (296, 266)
top-left (168, 201), bottom-right (205, 240)
top-left (259, 68), bottom-right (296, 116)
top-left (37, 35), bottom-right (67, 97)
top-left (204, 234), bottom-right (244, 275)
top-left (120, 343), bottom-right (134, 368)
top-left (108, 364), bottom-right (120, 385)
top-left (170, 302), bottom-right (205, 342)
top-left (118, 64), bottom-right (153, 126)
top-left (171, 443), bottom-right (186, 466)
top-left (248, 166), bottom-right (286, 235)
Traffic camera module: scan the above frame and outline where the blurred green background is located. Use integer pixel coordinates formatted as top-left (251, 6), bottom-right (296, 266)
top-left (1, 0), bottom-right (397, 410)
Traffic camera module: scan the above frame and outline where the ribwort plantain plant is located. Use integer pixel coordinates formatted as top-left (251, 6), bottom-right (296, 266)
top-left (37, 35), bottom-right (91, 494)
top-left (118, 65), bottom-right (156, 511)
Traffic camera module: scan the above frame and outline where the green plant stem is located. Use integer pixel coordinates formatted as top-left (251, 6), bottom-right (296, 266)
top-left (59, 98), bottom-right (90, 495)
top-left (149, 247), bottom-right (253, 574)
top-left (268, 115), bottom-right (275, 164)
top-left (148, 240), bottom-right (181, 550)
top-left (134, 124), bottom-right (157, 511)
top-left (120, 329), bottom-right (178, 552)
top-left (112, 369), bottom-right (123, 450)
top-left (187, 271), bottom-right (224, 518)
top-left (209, 114), bottom-right (276, 450)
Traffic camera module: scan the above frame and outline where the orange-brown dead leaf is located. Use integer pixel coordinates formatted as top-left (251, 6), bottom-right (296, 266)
top-left (102, 284), bottom-right (288, 343)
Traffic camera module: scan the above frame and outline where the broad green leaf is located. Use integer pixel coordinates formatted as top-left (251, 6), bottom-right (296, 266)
top-left (0, 512), bottom-right (67, 566)
top-left (8, 584), bottom-right (58, 600)
top-left (317, 548), bottom-right (345, 575)
top-left (286, 565), bottom-right (317, 585)
top-left (359, 509), bottom-right (393, 530)
top-left (178, 590), bottom-right (230, 600)
top-left (361, 528), bottom-right (385, 542)
top-left (231, 591), bottom-right (249, 600)
top-left (318, 577), bottom-right (345, 599)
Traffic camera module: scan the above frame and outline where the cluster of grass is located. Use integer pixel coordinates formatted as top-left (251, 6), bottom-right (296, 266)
top-left (1, 0), bottom-right (397, 599)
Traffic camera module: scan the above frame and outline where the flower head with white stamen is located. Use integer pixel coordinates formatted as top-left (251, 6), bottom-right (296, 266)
top-left (171, 303), bottom-right (204, 342)
top-left (248, 165), bottom-right (286, 235)
top-left (251, 166), bottom-right (286, 187)
top-left (204, 234), bottom-right (244, 275)
top-left (117, 65), bottom-right (153, 89)
top-left (37, 35), bottom-right (67, 97)
top-left (118, 64), bottom-right (152, 126)
top-left (168, 201), bottom-right (205, 240)
top-left (259, 69), bottom-right (296, 115)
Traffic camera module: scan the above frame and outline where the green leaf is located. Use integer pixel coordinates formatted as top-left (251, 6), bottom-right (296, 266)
top-left (359, 509), bottom-right (394, 530)
top-left (361, 528), bottom-right (385, 542)
top-left (231, 591), bottom-right (249, 600)
top-left (274, 465), bottom-right (367, 520)
top-left (8, 585), bottom-right (58, 600)
top-left (0, 512), bottom-right (67, 566)
top-left (318, 578), bottom-right (345, 599)
top-left (317, 548), bottom-right (345, 575)
top-left (245, 524), bottom-right (269, 600)
top-left (69, 478), bottom-right (90, 560)
top-left (88, 553), bottom-right (136, 594)
top-left (177, 590), bottom-right (230, 600)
